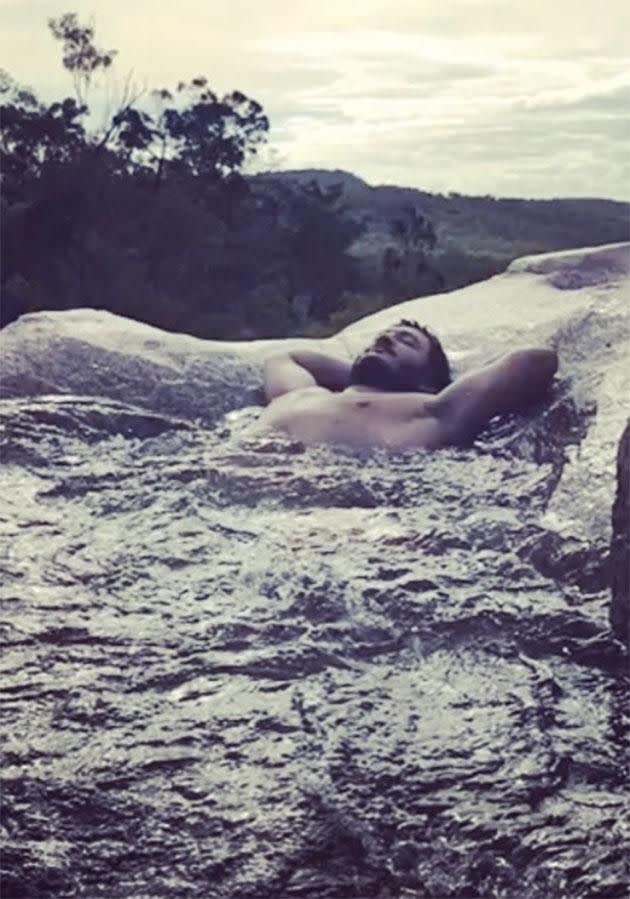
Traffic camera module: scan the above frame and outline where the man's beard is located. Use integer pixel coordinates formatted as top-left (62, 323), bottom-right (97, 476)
top-left (349, 353), bottom-right (424, 392)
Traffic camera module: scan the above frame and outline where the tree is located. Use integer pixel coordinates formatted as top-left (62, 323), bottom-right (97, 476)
top-left (156, 79), bottom-right (269, 182)
top-left (282, 179), bottom-right (365, 319)
top-left (45, 13), bottom-right (269, 187)
top-left (48, 13), bottom-right (117, 105)
top-left (384, 202), bottom-right (441, 297)
top-left (0, 71), bottom-right (87, 194)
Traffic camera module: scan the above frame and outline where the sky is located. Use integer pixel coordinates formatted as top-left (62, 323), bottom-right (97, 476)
top-left (2, 0), bottom-right (629, 199)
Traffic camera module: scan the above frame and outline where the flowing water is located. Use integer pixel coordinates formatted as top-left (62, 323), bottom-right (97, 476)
top-left (1, 393), bottom-right (627, 899)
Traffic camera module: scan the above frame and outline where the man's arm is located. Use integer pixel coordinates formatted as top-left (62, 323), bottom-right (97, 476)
top-left (432, 348), bottom-right (558, 445)
top-left (264, 350), bottom-right (352, 401)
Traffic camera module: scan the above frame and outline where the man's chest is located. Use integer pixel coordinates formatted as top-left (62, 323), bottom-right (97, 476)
top-left (261, 389), bottom-right (443, 449)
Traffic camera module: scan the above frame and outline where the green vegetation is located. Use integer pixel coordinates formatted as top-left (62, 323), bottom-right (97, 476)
top-left (2, 14), bottom-right (628, 339)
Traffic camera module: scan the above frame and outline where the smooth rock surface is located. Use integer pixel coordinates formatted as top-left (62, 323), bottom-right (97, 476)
top-left (0, 312), bottom-right (265, 425)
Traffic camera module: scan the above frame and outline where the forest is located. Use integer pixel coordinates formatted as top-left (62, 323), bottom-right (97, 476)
top-left (2, 13), bottom-right (629, 340)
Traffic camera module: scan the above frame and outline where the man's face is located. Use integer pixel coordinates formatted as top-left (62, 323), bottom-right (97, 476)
top-left (350, 324), bottom-right (432, 391)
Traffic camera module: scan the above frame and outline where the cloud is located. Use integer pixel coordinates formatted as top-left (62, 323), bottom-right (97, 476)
top-left (1, 0), bottom-right (628, 198)
top-left (270, 65), bottom-right (630, 200)
top-left (256, 23), bottom-right (630, 198)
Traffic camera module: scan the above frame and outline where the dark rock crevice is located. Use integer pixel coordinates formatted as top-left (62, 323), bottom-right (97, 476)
top-left (609, 420), bottom-right (630, 643)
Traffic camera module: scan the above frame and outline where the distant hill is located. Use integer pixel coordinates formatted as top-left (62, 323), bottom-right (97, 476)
top-left (251, 169), bottom-right (630, 289)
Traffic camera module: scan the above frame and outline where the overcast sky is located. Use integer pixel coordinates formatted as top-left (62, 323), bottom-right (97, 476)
top-left (2, 0), bottom-right (629, 199)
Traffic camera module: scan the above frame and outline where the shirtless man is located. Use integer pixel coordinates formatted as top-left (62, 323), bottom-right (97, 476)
top-left (257, 319), bottom-right (558, 450)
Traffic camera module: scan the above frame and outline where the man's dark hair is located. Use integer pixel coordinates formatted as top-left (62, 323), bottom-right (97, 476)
top-left (399, 319), bottom-right (452, 393)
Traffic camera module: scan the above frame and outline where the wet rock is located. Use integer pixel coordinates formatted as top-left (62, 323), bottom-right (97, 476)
top-left (0, 309), bottom-right (267, 425)
top-left (610, 420), bottom-right (630, 643)
top-left (0, 395), bottom-right (190, 444)
top-left (508, 242), bottom-right (630, 289)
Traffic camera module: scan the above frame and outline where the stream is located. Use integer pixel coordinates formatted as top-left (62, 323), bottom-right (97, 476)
top-left (1, 392), bottom-right (627, 899)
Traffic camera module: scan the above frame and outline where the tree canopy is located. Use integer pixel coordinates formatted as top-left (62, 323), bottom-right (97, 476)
top-left (0, 13), bottom-right (367, 337)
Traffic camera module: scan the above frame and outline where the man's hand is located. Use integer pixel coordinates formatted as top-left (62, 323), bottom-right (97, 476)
top-left (433, 348), bottom-right (558, 445)
top-left (264, 350), bottom-right (352, 401)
